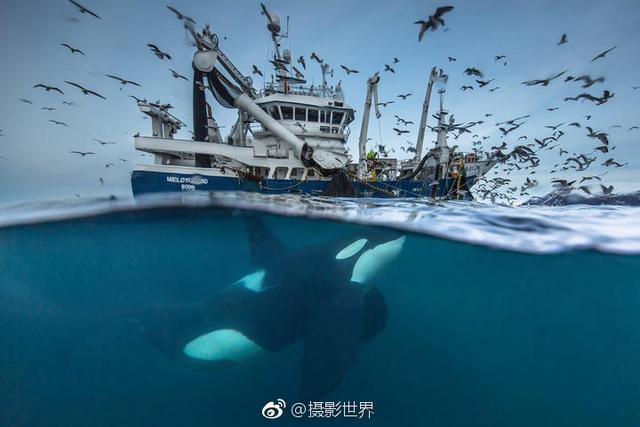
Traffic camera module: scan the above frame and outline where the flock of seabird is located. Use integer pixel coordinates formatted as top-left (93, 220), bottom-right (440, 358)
top-left (1, 2), bottom-right (637, 203)
top-left (2, 1), bottom-right (199, 189)
top-left (405, 5), bottom-right (633, 203)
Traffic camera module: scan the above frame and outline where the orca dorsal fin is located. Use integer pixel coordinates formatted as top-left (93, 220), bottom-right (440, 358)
top-left (245, 216), bottom-right (285, 268)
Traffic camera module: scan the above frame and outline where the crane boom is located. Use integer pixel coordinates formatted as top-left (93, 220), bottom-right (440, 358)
top-left (215, 49), bottom-right (256, 98)
top-left (188, 22), bottom-right (256, 98)
top-left (187, 8), bottom-right (349, 172)
top-left (414, 67), bottom-right (439, 161)
top-left (357, 73), bottom-right (381, 179)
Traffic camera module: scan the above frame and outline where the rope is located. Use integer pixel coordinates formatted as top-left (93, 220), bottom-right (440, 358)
top-left (361, 178), bottom-right (396, 197)
top-left (228, 167), bottom-right (261, 182)
top-left (259, 177), bottom-right (308, 192)
top-left (377, 114), bottom-right (384, 147)
top-left (231, 165), bottom-right (427, 198)
top-left (345, 170), bottom-right (424, 198)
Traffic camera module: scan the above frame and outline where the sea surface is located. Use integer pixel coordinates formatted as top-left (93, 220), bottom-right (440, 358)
top-left (1, 192), bottom-right (639, 427)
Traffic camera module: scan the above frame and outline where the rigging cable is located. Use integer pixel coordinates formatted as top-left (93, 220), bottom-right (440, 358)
top-left (377, 115), bottom-right (384, 149)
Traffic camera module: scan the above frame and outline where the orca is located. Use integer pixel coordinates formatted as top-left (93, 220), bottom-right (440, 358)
top-left (133, 217), bottom-right (405, 399)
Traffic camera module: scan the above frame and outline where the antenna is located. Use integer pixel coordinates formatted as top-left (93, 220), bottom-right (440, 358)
top-left (285, 16), bottom-right (290, 38)
top-left (287, 17), bottom-right (292, 80)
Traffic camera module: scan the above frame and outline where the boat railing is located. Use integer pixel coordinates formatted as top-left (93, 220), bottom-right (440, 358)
top-left (259, 82), bottom-right (343, 99)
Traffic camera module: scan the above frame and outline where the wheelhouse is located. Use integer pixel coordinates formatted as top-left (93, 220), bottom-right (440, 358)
top-left (259, 102), bottom-right (355, 136)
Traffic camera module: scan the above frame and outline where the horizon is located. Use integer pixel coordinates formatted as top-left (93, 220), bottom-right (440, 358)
top-left (1, 0), bottom-right (639, 203)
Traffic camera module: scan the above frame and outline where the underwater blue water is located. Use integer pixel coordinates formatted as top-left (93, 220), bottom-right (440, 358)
top-left (1, 193), bottom-right (639, 426)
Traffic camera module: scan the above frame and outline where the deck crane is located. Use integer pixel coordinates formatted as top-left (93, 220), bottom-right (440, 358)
top-left (185, 15), bottom-right (349, 172)
top-left (357, 73), bottom-right (382, 179)
top-left (413, 67), bottom-right (440, 162)
top-left (131, 4), bottom-right (498, 199)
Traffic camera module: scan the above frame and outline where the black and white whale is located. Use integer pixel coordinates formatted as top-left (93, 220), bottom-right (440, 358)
top-left (132, 218), bottom-right (405, 399)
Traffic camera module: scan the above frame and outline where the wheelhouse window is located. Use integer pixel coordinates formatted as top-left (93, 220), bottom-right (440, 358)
top-left (294, 107), bottom-right (306, 121)
top-left (320, 111), bottom-right (331, 123)
top-left (291, 167), bottom-right (305, 178)
top-left (269, 106), bottom-right (281, 120)
top-left (274, 166), bottom-right (289, 179)
top-left (331, 112), bottom-right (344, 125)
top-left (344, 111), bottom-right (354, 125)
top-left (307, 109), bottom-right (319, 122)
top-left (281, 106), bottom-right (293, 120)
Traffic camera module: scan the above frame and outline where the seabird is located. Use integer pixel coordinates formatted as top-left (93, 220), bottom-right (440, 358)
top-left (60, 43), bottom-right (84, 55)
top-left (292, 66), bottom-right (304, 79)
top-left (169, 69), bottom-right (189, 80)
top-left (33, 84), bottom-right (64, 94)
top-left (415, 6), bottom-right (454, 41)
top-left (572, 75), bottom-right (605, 88)
top-left (166, 5), bottom-right (196, 25)
top-left (68, 0), bottom-right (100, 19)
top-left (590, 46), bottom-right (616, 62)
top-left (106, 74), bottom-right (141, 87)
top-left (252, 65), bottom-right (263, 77)
top-left (522, 70), bottom-right (568, 86)
top-left (310, 52), bottom-right (323, 63)
top-left (602, 158), bottom-right (625, 167)
top-left (340, 65), bottom-right (359, 75)
top-left (476, 79), bottom-right (494, 88)
top-left (464, 67), bottom-right (483, 77)
top-left (147, 44), bottom-right (171, 60)
top-left (64, 81), bottom-right (106, 99)
top-left (600, 185), bottom-right (614, 195)
top-left (393, 128), bottom-right (410, 135)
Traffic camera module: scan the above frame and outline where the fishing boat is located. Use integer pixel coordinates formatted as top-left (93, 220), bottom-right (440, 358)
top-left (131, 4), bottom-right (497, 199)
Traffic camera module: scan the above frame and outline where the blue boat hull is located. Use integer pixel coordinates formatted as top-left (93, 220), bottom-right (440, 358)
top-left (131, 170), bottom-right (477, 199)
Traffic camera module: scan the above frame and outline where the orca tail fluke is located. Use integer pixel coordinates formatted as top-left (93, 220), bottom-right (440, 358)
top-left (298, 285), bottom-right (388, 400)
top-left (361, 286), bottom-right (388, 342)
top-left (299, 286), bottom-right (366, 400)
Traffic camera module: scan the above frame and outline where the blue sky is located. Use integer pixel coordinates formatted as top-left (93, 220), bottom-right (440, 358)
top-left (0, 0), bottom-right (639, 203)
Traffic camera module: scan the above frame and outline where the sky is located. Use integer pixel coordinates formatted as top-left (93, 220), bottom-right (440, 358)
top-left (0, 0), bottom-right (639, 203)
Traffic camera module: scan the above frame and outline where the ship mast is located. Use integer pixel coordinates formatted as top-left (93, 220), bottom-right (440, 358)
top-left (261, 3), bottom-right (300, 93)
top-left (414, 67), bottom-right (439, 161)
top-left (435, 88), bottom-right (449, 148)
